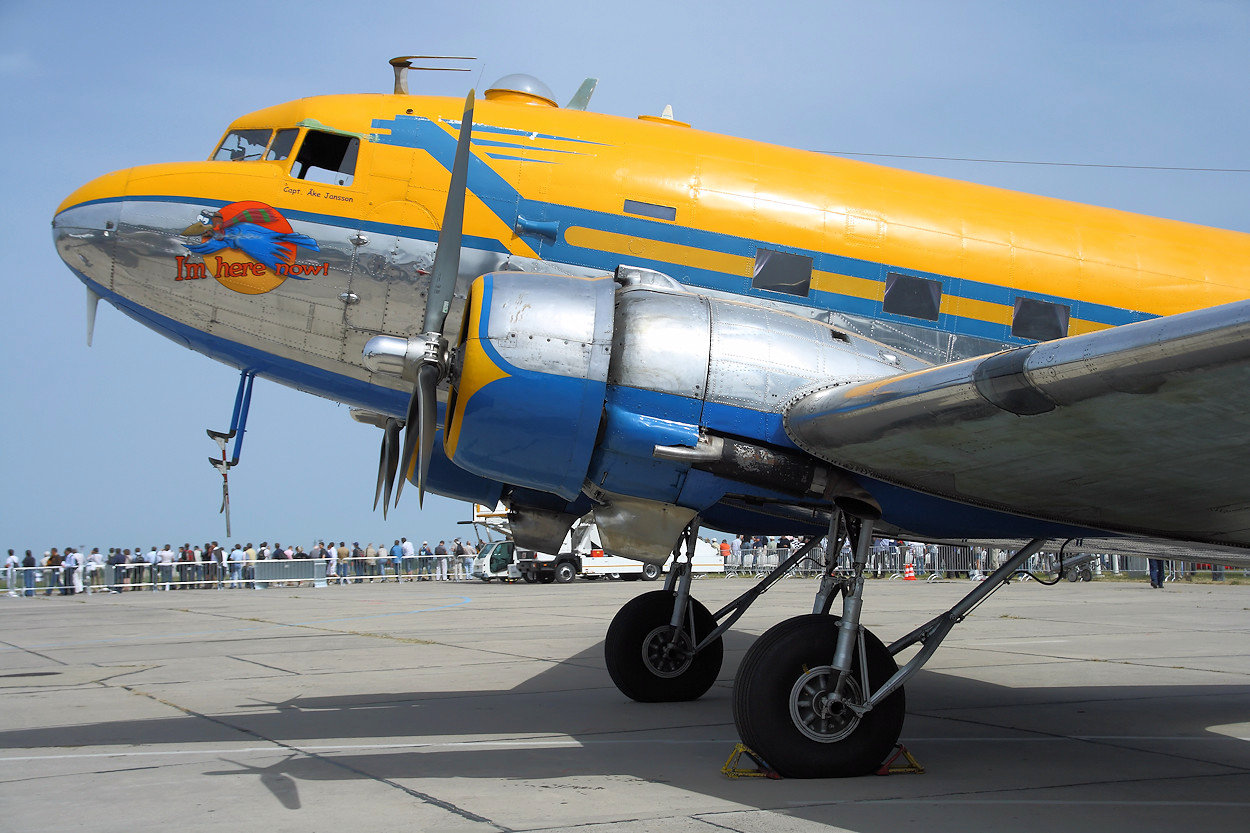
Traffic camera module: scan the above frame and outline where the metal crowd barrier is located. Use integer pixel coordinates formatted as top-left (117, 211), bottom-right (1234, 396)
top-left (1, 559), bottom-right (338, 594)
top-left (719, 545), bottom-right (1233, 582)
top-left (4, 551), bottom-right (1244, 596)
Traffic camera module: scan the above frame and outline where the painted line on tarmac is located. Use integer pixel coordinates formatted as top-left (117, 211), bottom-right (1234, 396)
top-left (296, 597), bottom-right (471, 624)
top-left (0, 596), bottom-right (473, 652)
top-left (973, 638), bottom-right (1071, 645)
top-left (3, 733), bottom-right (1245, 764)
top-left (0, 736), bottom-right (746, 763)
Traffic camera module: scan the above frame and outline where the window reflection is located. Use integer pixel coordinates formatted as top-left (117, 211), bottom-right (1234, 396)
top-left (212, 129), bottom-right (273, 162)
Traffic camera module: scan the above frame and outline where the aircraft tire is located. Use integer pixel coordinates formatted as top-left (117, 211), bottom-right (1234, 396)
top-left (733, 615), bottom-right (905, 778)
top-left (605, 590), bottom-right (723, 702)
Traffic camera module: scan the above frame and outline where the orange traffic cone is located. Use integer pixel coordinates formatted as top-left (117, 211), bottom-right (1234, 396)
top-left (904, 563), bottom-right (916, 581)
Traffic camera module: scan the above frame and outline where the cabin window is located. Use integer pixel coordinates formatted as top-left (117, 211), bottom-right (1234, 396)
top-left (266, 129), bottom-right (299, 162)
top-left (291, 130), bottom-right (359, 186)
top-left (752, 248), bottom-right (813, 297)
top-left (883, 272), bottom-right (942, 321)
top-left (212, 129), bottom-right (272, 162)
top-left (1012, 297), bottom-right (1070, 341)
top-left (624, 199), bottom-right (677, 221)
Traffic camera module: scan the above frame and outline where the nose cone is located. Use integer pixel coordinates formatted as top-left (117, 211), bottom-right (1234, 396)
top-left (52, 169), bottom-right (129, 291)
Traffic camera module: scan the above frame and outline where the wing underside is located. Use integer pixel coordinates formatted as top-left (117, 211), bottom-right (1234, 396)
top-left (784, 299), bottom-right (1250, 549)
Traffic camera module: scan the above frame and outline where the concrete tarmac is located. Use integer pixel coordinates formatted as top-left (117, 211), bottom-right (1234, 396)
top-left (1, 575), bottom-right (1249, 832)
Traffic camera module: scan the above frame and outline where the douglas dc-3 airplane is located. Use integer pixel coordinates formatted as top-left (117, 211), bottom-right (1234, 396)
top-left (53, 58), bottom-right (1250, 778)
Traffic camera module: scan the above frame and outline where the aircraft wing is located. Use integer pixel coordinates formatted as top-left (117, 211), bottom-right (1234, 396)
top-left (784, 299), bottom-right (1250, 548)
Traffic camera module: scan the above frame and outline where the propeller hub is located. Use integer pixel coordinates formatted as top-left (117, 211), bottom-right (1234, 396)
top-left (363, 335), bottom-right (424, 378)
top-left (419, 331), bottom-right (449, 375)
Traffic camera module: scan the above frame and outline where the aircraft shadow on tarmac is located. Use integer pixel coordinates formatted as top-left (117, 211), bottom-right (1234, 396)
top-left (7, 632), bottom-right (1250, 822)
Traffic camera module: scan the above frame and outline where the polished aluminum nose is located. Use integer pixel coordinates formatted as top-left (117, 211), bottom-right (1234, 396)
top-left (52, 199), bottom-right (120, 292)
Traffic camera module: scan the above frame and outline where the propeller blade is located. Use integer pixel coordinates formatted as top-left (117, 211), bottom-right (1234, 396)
top-left (393, 386), bottom-right (422, 507)
top-left (416, 362), bottom-right (439, 508)
top-left (382, 417), bottom-right (401, 515)
top-left (424, 89), bottom-right (475, 335)
top-left (373, 422), bottom-right (390, 512)
top-left (388, 89), bottom-right (474, 515)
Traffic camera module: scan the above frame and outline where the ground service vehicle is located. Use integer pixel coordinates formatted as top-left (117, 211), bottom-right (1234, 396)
top-left (519, 522), bottom-right (724, 582)
top-left (470, 540), bottom-right (522, 582)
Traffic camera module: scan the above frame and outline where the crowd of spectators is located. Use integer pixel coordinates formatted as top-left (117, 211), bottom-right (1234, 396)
top-left (2, 537), bottom-right (482, 596)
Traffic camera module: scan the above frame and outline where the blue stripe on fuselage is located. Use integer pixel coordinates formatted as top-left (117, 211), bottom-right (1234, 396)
top-left (368, 114), bottom-right (1153, 341)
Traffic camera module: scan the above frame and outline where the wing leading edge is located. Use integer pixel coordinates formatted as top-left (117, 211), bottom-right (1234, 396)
top-left (784, 299), bottom-right (1250, 548)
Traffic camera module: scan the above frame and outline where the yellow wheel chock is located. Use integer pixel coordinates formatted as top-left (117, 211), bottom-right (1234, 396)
top-left (875, 743), bottom-right (924, 775)
top-left (722, 743), bottom-right (780, 779)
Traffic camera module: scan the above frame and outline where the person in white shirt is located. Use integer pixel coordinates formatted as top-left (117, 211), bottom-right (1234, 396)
top-left (228, 545), bottom-right (245, 587)
top-left (157, 545), bottom-right (175, 590)
top-left (326, 542), bottom-right (339, 581)
top-left (85, 548), bottom-right (105, 593)
top-left (4, 549), bottom-right (19, 597)
top-left (401, 537), bottom-right (416, 581)
top-left (64, 549), bottom-right (83, 594)
top-left (190, 545), bottom-right (203, 588)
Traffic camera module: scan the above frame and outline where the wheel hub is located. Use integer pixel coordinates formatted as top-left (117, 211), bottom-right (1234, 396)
top-left (789, 665), bottom-right (862, 743)
top-left (641, 626), bottom-right (694, 678)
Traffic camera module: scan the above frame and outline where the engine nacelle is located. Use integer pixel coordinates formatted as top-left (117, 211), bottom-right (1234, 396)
top-left (443, 267), bottom-right (910, 560)
top-left (443, 271), bottom-right (615, 500)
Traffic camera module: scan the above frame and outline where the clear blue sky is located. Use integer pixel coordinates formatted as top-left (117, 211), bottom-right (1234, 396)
top-left (3, 1), bottom-right (1249, 553)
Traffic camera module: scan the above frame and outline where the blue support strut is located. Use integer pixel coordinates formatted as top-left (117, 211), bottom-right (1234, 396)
top-left (208, 370), bottom-right (256, 467)
top-left (227, 371), bottom-right (256, 464)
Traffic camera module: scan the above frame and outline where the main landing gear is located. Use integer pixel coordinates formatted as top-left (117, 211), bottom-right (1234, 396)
top-left (602, 507), bottom-right (1052, 778)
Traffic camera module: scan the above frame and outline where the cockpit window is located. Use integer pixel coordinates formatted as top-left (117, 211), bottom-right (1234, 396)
top-left (266, 129), bottom-right (299, 162)
top-left (213, 129), bottom-right (273, 162)
top-left (291, 130), bottom-right (358, 186)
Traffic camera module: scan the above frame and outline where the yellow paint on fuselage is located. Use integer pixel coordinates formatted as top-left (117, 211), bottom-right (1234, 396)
top-left (57, 90), bottom-right (1250, 339)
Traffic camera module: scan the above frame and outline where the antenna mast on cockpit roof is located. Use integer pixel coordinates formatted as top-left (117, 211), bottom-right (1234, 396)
top-left (389, 55), bottom-right (476, 94)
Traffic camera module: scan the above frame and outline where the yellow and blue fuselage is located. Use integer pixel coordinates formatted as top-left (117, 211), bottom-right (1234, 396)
top-left (52, 88), bottom-right (1250, 538)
